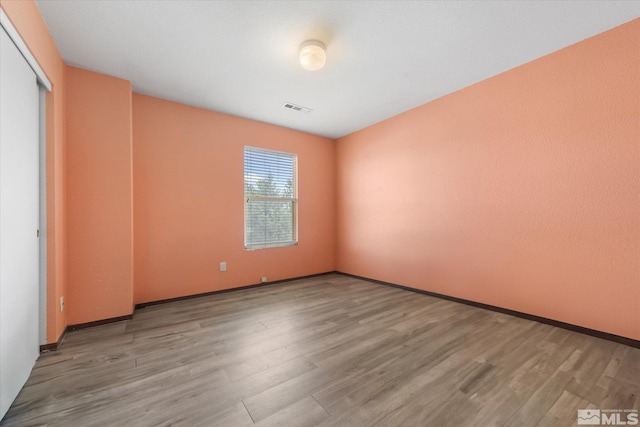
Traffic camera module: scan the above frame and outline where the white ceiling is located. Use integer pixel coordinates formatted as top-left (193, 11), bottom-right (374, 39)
top-left (35, 1), bottom-right (639, 139)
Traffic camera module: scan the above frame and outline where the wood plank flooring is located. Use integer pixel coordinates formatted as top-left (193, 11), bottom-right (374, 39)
top-left (2, 274), bottom-right (638, 426)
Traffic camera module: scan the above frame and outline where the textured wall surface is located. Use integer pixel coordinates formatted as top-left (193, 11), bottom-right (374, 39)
top-left (133, 94), bottom-right (336, 303)
top-left (65, 66), bottom-right (133, 324)
top-left (336, 20), bottom-right (640, 340)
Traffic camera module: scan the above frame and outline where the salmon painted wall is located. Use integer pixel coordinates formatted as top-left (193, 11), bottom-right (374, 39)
top-left (65, 66), bottom-right (133, 324)
top-left (133, 94), bottom-right (335, 303)
top-left (336, 20), bottom-right (640, 340)
top-left (1, 0), bottom-right (67, 343)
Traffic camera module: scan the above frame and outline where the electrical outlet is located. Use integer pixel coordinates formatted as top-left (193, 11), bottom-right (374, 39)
top-left (59, 297), bottom-right (64, 312)
top-left (220, 262), bottom-right (227, 272)
top-left (261, 277), bottom-right (267, 283)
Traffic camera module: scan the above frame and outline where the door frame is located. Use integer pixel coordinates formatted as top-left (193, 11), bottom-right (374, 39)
top-left (1, 8), bottom-right (52, 345)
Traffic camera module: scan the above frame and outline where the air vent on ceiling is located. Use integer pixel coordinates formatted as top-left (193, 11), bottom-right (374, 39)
top-left (282, 102), bottom-right (313, 113)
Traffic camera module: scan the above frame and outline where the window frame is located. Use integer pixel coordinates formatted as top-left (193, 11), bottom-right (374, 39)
top-left (243, 146), bottom-right (298, 250)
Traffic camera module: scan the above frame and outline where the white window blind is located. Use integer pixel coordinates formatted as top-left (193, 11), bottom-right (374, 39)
top-left (244, 146), bottom-right (297, 249)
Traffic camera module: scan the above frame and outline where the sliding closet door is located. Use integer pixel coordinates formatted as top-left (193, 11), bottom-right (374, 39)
top-left (0, 26), bottom-right (40, 418)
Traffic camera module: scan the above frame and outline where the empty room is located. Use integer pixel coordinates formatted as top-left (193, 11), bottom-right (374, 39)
top-left (0, 1), bottom-right (638, 426)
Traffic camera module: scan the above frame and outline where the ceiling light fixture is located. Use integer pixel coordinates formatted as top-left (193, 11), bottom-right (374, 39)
top-left (299, 40), bottom-right (326, 71)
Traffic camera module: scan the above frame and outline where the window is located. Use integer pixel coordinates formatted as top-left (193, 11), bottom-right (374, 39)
top-left (244, 146), bottom-right (297, 249)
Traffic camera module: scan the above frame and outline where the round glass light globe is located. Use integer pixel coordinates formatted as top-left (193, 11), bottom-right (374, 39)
top-left (299, 40), bottom-right (326, 71)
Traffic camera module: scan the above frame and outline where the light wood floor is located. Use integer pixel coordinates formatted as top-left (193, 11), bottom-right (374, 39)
top-left (2, 274), bottom-right (638, 426)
